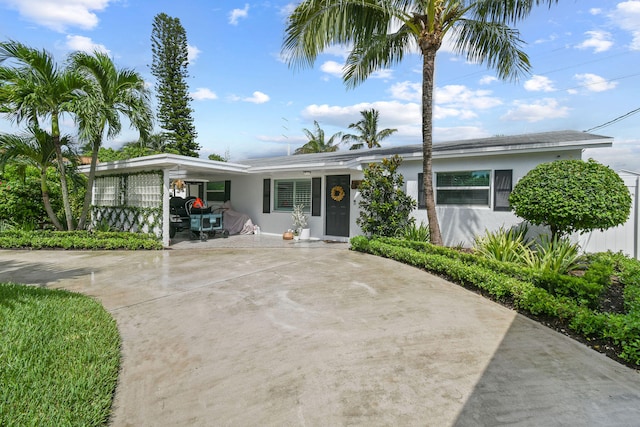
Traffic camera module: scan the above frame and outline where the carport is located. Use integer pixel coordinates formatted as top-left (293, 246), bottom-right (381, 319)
top-left (80, 154), bottom-right (250, 246)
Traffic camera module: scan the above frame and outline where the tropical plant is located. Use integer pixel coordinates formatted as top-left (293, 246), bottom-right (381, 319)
top-left (69, 50), bottom-right (153, 229)
top-left (521, 235), bottom-right (584, 275)
top-left (294, 120), bottom-right (343, 154)
top-left (283, 0), bottom-right (559, 245)
top-left (0, 40), bottom-right (88, 230)
top-left (291, 204), bottom-right (308, 230)
top-left (342, 108), bottom-right (397, 150)
top-left (357, 155), bottom-right (416, 237)
top-left (510, 159), bottom-right (632, 240)
top-left (401, 221), bottom-right (430, 242)
top-left (151, 13), bottom-right (199, 157)
top-left (474, 225), bottom-right (531, 264)
top-left (0, 126), bottom-right (74, 230)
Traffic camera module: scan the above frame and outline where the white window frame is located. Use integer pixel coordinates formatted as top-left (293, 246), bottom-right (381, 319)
top-left (435, 170), bottom-right (491, 206)
top-left (274, 179), bottom-right (312, 212)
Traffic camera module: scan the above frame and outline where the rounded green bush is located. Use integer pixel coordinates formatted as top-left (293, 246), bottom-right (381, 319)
top-left (509, 159), bottom-right (632, 238)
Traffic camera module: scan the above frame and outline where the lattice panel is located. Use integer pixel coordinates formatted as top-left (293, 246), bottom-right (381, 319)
top-left (92, 206), bottom-right (162, 236)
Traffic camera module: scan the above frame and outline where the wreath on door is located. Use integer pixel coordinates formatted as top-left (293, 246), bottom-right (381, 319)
top-left (330, 185), bottom-right (346, 202)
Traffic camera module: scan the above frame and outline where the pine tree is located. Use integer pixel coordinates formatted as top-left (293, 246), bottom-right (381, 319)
top-left (151, 13), bottom-right (199, 157)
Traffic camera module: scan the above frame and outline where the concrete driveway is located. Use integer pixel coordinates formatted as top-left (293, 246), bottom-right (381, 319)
top-left (1, 239), bottom-right (639, 426)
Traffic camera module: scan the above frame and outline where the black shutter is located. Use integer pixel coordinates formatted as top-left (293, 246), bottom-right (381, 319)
top-left (224, 180), bottom-right (231, 202)
top-left (418, 173), bottom-right (425, 209)
top-left (312, 177), bottom-right (321, 216)
top-left (263, 179), bottom-right (271, 213)
top-left (494, 170), bottom-right (512, 211)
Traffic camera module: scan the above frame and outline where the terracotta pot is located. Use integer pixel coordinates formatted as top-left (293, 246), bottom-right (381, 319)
top-left (283, 231), bottom-right (294, 240)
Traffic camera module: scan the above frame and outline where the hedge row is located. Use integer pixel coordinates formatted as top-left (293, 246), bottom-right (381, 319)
top-left (0, 230), bottom-right (163, 250)
top-left (350, 236), bottom-right (640, 367)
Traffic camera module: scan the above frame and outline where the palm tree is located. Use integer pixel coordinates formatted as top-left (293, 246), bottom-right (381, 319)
top-left (0, 40), bottom-right (88, 230)
top-left (342, 108), bottom-right (397, 150)
top-left (69, 50), bottom-right (153, 229)
top-left (294, 120), bottom-right (343, 154)
top-left (283, 0), bottom-right (558, 245)
top-left (0, 126), bottom-right (75, 230)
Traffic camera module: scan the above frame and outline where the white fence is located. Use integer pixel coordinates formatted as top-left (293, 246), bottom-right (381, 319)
top-left (579, 171), bottom-right (639, 259)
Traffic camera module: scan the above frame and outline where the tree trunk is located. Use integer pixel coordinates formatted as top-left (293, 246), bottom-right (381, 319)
top-left (51, 117), bottom-right (75, 230)
top-left (421, 45), bottom-right (443, 245)
top-left (40, 170), bottom-right (64, 230)
top-left (77, 139), bottom-right (99, 230)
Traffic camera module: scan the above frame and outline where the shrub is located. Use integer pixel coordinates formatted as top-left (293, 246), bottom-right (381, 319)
top-left (509, 159), bottom-right (632, 239)
top-left (356, 155), bottom-right (416, 237)
top-left (401, 221), bottom-right (430, 242)
top-left (473, 225), bottom-right (531, 263)
top-left (521, 235), bottom-right (584, 275)
top-left (0, 230), bottom-right (163, 250)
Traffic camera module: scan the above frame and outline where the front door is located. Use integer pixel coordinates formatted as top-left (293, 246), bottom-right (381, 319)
top-left (326, 175), bottom-right (350, 237)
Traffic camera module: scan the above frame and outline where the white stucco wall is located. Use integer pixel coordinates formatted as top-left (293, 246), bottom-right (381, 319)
top-left (198, 148), bottom-right (596, 247)
top-left (229, 172), bottom-right (334, 239)
top-left (400, 149), bottom-right (584, 247)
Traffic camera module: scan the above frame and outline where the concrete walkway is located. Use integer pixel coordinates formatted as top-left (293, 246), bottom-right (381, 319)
top-left (1, 238), bottom-right (639, 426)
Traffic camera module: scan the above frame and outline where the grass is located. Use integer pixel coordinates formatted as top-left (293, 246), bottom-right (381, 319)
top-left (0, 283), bottom-right (121, 426)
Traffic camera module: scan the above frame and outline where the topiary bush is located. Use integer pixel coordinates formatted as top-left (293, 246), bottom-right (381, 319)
top-left (509, 159), bottom-right (632, 239)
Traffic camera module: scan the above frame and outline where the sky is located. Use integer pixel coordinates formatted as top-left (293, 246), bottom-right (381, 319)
top-left (0, 0), bottom-right (639, 171)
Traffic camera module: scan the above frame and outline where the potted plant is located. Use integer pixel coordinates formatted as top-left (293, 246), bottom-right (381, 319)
top-left (292, 204), bottom-right (310, 240)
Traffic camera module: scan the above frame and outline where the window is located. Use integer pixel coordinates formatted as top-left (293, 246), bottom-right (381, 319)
top-left (205, 181), bottom-right (231, 202)
top-left (436, 170), bottom-right (490, 206)
top-left (493, 170), bottom-right (512, 211)
top-left (418, 170), bottom-right (513, 209)
top-left (274, 179), bottom-right (311, 212)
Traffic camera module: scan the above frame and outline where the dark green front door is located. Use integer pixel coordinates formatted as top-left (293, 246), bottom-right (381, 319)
top-left (326, 175), bottom-right (350, 237)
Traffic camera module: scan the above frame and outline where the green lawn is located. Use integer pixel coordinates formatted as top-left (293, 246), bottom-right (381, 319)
top-left (0, 283), bottom-right (120, 426)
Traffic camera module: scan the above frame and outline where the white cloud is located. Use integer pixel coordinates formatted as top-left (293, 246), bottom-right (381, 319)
top-left (191, 88), bottom-right (217, 101)
top-left (584, 137), bottom-right (640, 171)
top-left (501, 98), bottom-right (570, 122)
top-left (65, 35), bottom-right (109, 54)
top-left (524, 75), bottom-right (555, 92)
top-left (609, 1), bottom-right (640, 50)
top-left (243, 91), bottom-right (270, 104)
top-left (302, 101), bottom-right (420, 127)
top-left (2, 0), bottom-right (110, 32)
top-left (574, 73), bottom-right (618, 92)
top-left (323, 45), bottom-right (352, 59)
top-left (435, 85), bottom-right (502, 110)
top-left (229, 4), bottom-right (249, 25)
top-left (434, 126), bottom-right (490, 142)
top-left (533, 34), bottom-right (558, 45)
top-left (589, 8), bottom-right (603, 15)
top-left (188, 44), bottom-right (201, 63)
top-left (320, 60), bottom-right (344, 78)
top-left (576, 30), bottom-right (613, 53)
top-left (371, 69), bottom-right (393, 80)
top-left (479, 75), bottom-right (498, 85)
top-left (389, 81), bottom-right (421, 102)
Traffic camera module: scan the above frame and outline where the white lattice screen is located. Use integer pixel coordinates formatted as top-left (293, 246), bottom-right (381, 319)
top-left (92, 172), bottom-right (163, 236)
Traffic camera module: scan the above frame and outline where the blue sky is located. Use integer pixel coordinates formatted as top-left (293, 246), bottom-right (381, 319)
top-left (0, 0), bottom-right (639, 170)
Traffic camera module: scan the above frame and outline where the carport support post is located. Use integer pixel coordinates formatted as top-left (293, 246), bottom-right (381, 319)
top-left (162, 169), bottom-right (171, 247)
